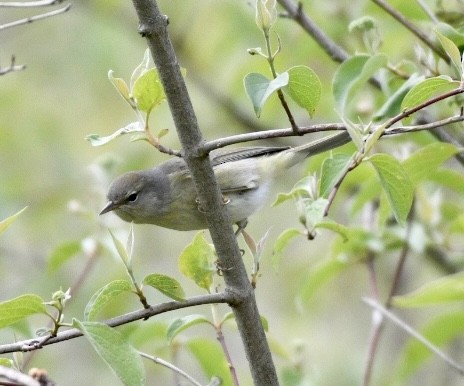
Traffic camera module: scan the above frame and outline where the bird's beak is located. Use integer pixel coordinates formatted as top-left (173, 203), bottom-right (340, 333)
top-left (100, 201), bottom-right (119, 215)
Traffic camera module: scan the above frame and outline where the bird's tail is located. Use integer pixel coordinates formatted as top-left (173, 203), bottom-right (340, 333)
top-left (277, 131), bottom-right (352, 170)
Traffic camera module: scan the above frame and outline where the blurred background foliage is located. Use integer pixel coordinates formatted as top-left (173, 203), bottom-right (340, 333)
top-left (1, 1), bottom-right (464, 385)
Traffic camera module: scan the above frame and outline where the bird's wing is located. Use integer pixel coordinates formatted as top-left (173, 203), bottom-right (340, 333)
top-left (210, 146), bottom-right (289, 166)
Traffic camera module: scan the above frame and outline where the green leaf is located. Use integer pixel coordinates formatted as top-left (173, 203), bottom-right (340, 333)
top-left (272, 228), bottom-right (303, 269)
top-left (166, 314), bottom-right (211, 343)
top-left (369, 153), bottom-right (414, 225)
top-left (332, 53), bottom-right (387, 113)
top-left (319, 153), bottom-right (353, 198)
top-left (393, 271), bottom-right (464, 307)
top-left (187, 338), bottom-right (233, 386)
top-left (400, 76), bottom-right (458, 124)
top-left (315, 220), bottom-right (349, 241)
top-left (84, 280), bottom-right (132, 321)
top-left (244, 72), bottom-right (289, 117)
top-left (284, 65), bottom-right (321, 117)
top-left (394, 311), bottom-right (464, 382)
top-left (73, 319), bottom-right (145, 386)
top-left (108, 70), bottom-right (132, 105)
top-left (298, 258), bottom-right (350, 306)
top-left (302, 197), bottom-right (329, 231)
top-left (428, 168), bottom-right (464, 195)
top-left (374, 74), bottom-right (424, 121)
top-left (132, 68), bottom-right (166, 113)
top-left (85, 122), bottom-right (144, 147)
top-left (178, 232), bottom-right (215, 291)
top-left (272, 176), bottom-right (315, 206)
top-left (403, 142), bottom-right (460, 184)
top-left (143, 273), bottom-right (186, 301)
top-left (0, 294), bottom-right (46, 329)
top-left (0, 207), bottom-right (27, 236)
top-left (435, 29), bottom-right (462, 75)
top-left (47, 240), bottom-right (81, 273)
top-left (108, 229), bottom-right (131, 268)
top-left (130, 49), bottom-right (150, 90)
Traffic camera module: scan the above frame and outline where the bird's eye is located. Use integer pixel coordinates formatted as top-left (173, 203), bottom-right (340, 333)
top-left (126, 192), bottom-right (138, 202)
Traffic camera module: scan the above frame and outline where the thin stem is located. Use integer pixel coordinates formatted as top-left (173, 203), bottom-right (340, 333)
top-left (0, 0), bottom-right (64, 6)
top-left (0, 56), bottom-right (25, 76)
top-left (0, 3), bottom-right (71, 31)
top-left (277, 0), bottom-right (348, 63)
top-left (262, 29), bottom-right (299, 133)
top-left (370, 0), bottom-right (446, 62)
top-left (415, 0), bottom-right (439, 23)
top-left (363, 298), bottom-right (464, 376)
top-left (139, 351), bottom-right (204, 386)
top-left (0, 292), bottom-right (232, 354)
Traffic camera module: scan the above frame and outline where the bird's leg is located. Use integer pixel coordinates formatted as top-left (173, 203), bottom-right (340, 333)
top-left (235, 219), bottom-right (248, 236)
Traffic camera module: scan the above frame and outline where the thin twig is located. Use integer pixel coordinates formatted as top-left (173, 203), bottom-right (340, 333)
top-left (0, 292), bottom-right (232, 354)
top-left (415, 0), bottom-right (439, 23)
top-left (370, 0), bottom-right (446, 61)
top-left (0, 3), bottom-right (71, 31)
top-left (363, 298), bottom-right (464, 376)
top-left (139, 351), bottom-right (203, 386)
top-left (277, 0), bottom-right (348, 63)
top-left (0, 55), bottom-right (25, 75)
top-left (0, 0), bottom-right (64, 6)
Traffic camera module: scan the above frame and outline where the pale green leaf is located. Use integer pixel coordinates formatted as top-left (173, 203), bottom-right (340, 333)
top-left (132, 68), bottom-right (166, 113)
top-left (84, 280), bottom-right (132, 321)
top-left (108, 230), bottom-right (130, 268)
top-left (374, 73), bottom-right (424, 121)
top-left (369, 153), bottom-right (414, 225)
top-left (272, 228), bottom-right (303, 269)
top-left (332, 53), bottom-right (387, 113)
top-left (315, 220), bottom-right (349, 241)
top-left (319, 153), bottom-right (353, 198)
top-left (47, 240), bottom-right (81, 273)
top-left (166, 314), bottom-right (211, 343)
top-left (0, 207), bottom-right (27, 236)
top-left (0, 294), bottom-right (46, 329)
top-left (85, 122), bottom-right (144, 147)
top-left (178, 232), bottom-right (215, 291)
top-left (73, 319), bottom-right (145, 386)
top-left (143, 273), bottom-right (186, 301)
top-left (244, 72), bottom-right (289, 117)
top-left (108, 70), bottom-right (132, 105)
top-left (130, 48), bottom-right (150, 90)
top-left (393, 271), bottom-right (464, 307)
top-left (298, 258), bottom-right (350, 306)
top-left (284, 65), bottom-right (321, 117)
top-left (303, 197), bottom-right (329, 230)
top-left (187, 338), bottom-right (233, 386)
top-left (400, 76), bottom-right (458, 124)
top-left (435, 29), bottom-right (462, 75)
top-left (272, 176), bottom-right (315, 206)
top-left (403, 142), bottom-right (460, 184)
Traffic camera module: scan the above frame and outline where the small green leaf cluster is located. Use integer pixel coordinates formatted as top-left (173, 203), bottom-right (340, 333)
top-left (85, 50), bottom-right (171, 148)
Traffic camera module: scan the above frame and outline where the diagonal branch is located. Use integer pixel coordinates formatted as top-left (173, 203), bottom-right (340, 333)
top-left (129, 1), bottom-right (279, 385)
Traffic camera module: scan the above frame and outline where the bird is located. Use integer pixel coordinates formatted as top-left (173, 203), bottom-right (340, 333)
top-left (100, 132), bottom-right (351, 231)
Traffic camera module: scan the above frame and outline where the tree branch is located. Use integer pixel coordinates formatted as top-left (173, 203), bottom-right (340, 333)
top-left (0, 293), bottom-right (231, 355)
top-left (0, 3), bottom-right (71, 31)
top-left (129, 1), bottom-right (279, 385)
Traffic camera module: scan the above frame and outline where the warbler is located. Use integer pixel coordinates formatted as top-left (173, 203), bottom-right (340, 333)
top-left (100, 132), bottom-right (350, 230)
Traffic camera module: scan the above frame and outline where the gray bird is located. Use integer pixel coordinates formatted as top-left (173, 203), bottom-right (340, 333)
top-left (100, 132), bottom-right (351, 230)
